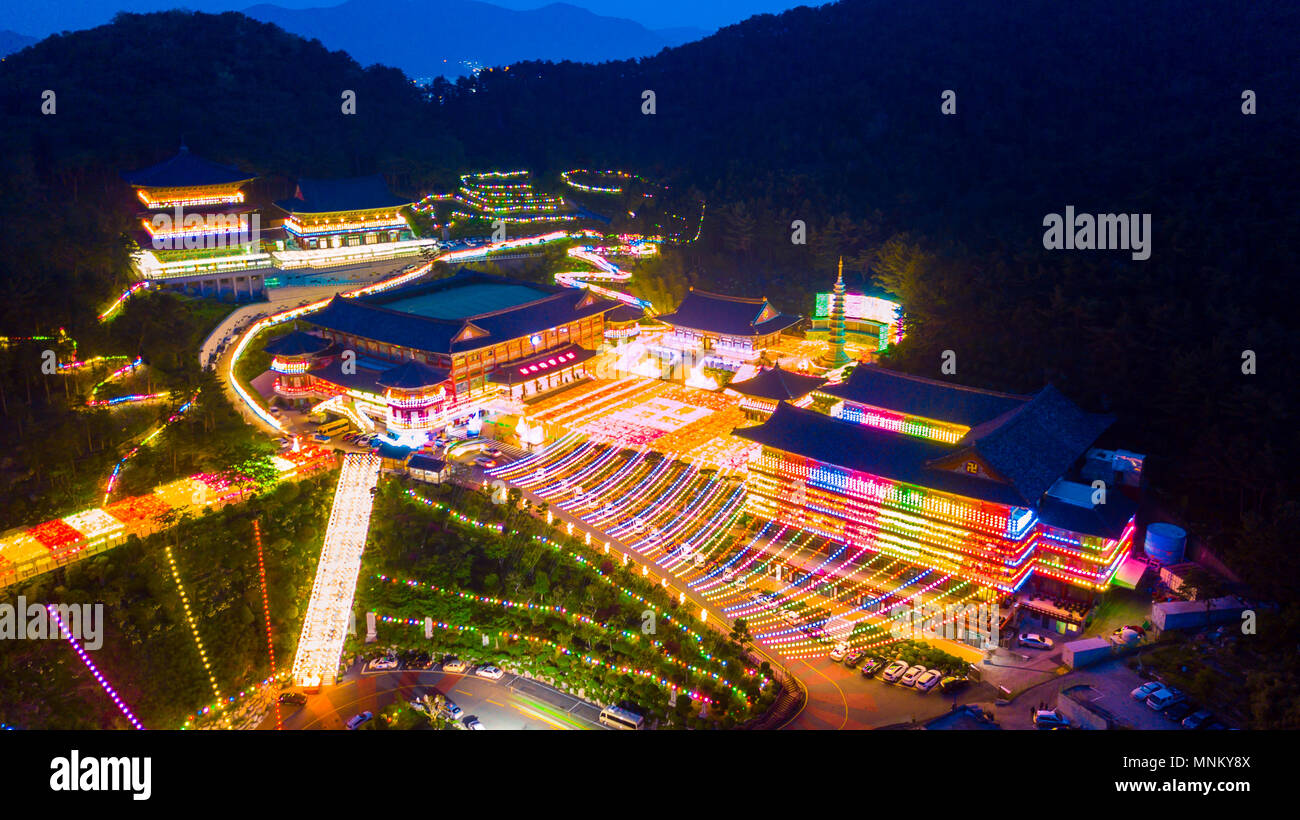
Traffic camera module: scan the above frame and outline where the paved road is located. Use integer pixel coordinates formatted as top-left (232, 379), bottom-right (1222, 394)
top-left (201, 273), bottom-right (409, 434)
top-left (272, 661), bottom-right (605, 731)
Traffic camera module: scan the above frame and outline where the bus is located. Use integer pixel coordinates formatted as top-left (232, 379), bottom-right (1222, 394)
top-left (317, 418), bottom-right (352, 438)
top-left (598, 705), bottom-right (644, 730)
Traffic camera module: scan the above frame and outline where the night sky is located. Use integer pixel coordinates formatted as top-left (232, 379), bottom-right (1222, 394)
top-left (0, 0), bottom-right (816, 38)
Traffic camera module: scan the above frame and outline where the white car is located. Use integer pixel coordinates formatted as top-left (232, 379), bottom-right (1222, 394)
top-left (722, 568), bottom-right (736, 582)
top-left (899, 665), bottom-right (926, 687)
top-left (781, 610), bottom-right (802, 625)
top-left (441, 658), bottom-right (468, 673)
top-left (881, 660), bottom-right (910, 683)
top-left (915, 669), bottom-right (943, 692)
top-left (1018, 632), bottom-right (1054, 650)
top-left (1131, 681), bottom-right (1163, 701)
top-left (1034, 709), bottom-right (1069, 729)
top-left (464, 716), bottom-right (486, 730)
top-left (475, 665), bottom-right (504, 680)
top-left (369, 656), bottom-right (399, 670)
top-left (829, 643), bottom-right (848, 662)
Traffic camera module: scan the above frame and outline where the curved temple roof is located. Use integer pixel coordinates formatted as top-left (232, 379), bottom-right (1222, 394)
top-left (122, 146), bottom-right (254, 189)
top-left (656, 289), bottom-right (800, 337)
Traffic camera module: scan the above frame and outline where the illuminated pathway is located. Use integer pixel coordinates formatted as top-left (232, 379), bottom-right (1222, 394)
top-left (291, 453), bottom-right (381, 687)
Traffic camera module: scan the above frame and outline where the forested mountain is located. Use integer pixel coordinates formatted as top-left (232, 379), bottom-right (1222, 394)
top-left (0, 30), bottom-right (38, 56)
top-left (0, 2), bottom-right (1298, 613)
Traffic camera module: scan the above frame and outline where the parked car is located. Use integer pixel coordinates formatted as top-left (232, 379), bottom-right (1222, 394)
top-left (915, 669), bottom-right (943, 692)
top-left (441, 699), bottom-right (463, 720)
top-left (899, 665), bottom-right (927, 687)
top-left (844, 650), bottom-right (867, 668)
top-left (860, 658), bottom-right (883, 677)
top-left (1164, 701), bottom-right (1195, 722)
top-left (1131, 681), bottom-right (1163, 701)
top-left (278, 692), bottom-right (307, 706)
top-left (781, 609), bottom-right (802, 625)
top-left (442, 657), bottom-right (468, 673)
top-left (1018, 632), bottom-right (1054, 650)
top-left (475, 665), bottom-right (504, 680)
top-left (829, 643), bottom-right (848, 662)
top-left (464, 716), bottom-right (486, 730)
top-left (939, 676), bottom-right (971, 693)
top-left (1146, 687), bottom-right (1185, 711)
top-left (369, 656), bottom-right (399, 671)
top-left (1182, 709), bottom-right (1215, 730)
top-left (1033, 709), bottom-right (1069, 729)
top-left (722, 568), bottom-right (736, 582)
top-left (345, 711), bottom-right (373, 730)
top-left (881, 660), bottom-right (909, 683)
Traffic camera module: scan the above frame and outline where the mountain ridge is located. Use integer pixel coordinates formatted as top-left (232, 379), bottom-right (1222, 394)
top-left (243, 0), bottom-right (705, 76)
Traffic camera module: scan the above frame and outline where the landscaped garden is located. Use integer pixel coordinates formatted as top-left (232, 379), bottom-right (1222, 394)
top-left (350, 477), bottom-right (781, 729)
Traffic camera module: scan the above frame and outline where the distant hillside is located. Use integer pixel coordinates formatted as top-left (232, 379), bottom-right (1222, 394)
top-left (0, 29), bottom-right (38, 56)
top-left (244, 0), bottom-right (701, 77)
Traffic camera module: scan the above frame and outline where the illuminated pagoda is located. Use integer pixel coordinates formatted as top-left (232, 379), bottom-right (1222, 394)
top-left (377, 361), bottom-right (452, 446)
top-left (275, 175), bottom-right (414, 252)
top-left (265, 330), bottom-right (336, 406)
top-left (654, 289), bottom-right (800, 369)
top-left (735, 380), bottom-right (1142, 597)
top-left (266, 270), bottom-right (621, 437)
top-left (726, 364), bottom-right (826, 421)
top-left (123, 144), bottom-right (269, 293)
top-left (807, 270), bottom-right (903, 359)
top-left (821, 258), bottom-right (853, 368)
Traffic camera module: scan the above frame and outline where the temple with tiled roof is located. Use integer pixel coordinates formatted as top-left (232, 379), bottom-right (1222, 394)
top-left (726, 364), bottom-right (827, 420)
top-left (262, 270), bottom-right (621, 444)
top-left (654, 288), bottom-right (800, 362)
top-left (275, 175), bottom-right (414, 251)
top-left (122, 144), bottom-right (269, 296)
top-left (735, 372), bottom-right (1143, 595)
top-left (123, 144), bottom-right (255, 209)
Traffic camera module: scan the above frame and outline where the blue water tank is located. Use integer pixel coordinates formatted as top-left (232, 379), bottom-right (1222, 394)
top-left (1144, 523), bottom-right (1187, 565)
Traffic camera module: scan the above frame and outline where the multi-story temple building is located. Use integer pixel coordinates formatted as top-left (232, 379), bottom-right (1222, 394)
top-left (122, 145), bottom-right (269, 296)
top-left (264, 270), bottom-right (621, 445)
top-left (735, 365), bottom-right (1143, 596)
top-left (275, 175), bottom-right (414, 252)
